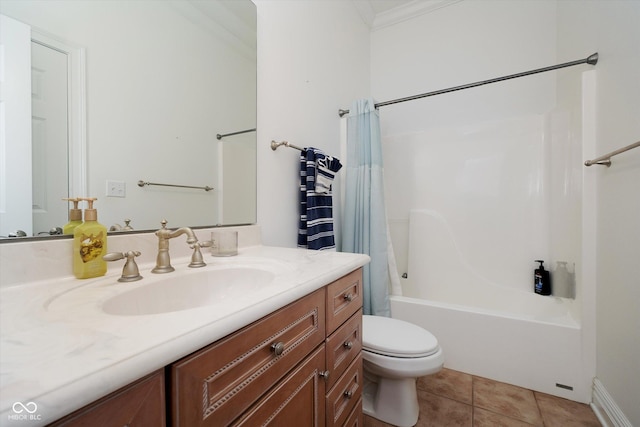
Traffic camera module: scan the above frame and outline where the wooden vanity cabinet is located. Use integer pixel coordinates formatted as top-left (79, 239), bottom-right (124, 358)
top-left (170, 288), bottom-right (326, 426)
top-left (47, 268), bottom-right (364, 427)
top-left (171, 267), bottom-right (364, 427)
top-left (48, 369), bottom-right (165, 427)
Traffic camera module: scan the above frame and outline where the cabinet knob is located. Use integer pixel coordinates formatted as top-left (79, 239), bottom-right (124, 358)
top-left (343, 293), bottom-right (354, 302)
top-left (271, 341), bottom-right (285, 356)
top-left (319, 370), bottom-right (330, 381)
top-left (344, 390), bottom-right (353, 399)
top-left (343, 341), bottom-right (353, 349)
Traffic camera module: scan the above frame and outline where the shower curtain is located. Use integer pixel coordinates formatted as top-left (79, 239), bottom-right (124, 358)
top-left (342, 99), bottom-right (401, 317)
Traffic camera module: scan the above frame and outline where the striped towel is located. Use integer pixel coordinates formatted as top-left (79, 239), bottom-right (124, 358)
top-left (298, 147), bottom-right (343, 250)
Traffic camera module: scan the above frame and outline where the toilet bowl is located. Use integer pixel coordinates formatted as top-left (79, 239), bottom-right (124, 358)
top-left (362, 315), bottom-right (444, 427)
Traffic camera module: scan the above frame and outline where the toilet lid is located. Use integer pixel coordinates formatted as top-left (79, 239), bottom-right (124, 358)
top-left (362, 315), bottom-right (439, 358)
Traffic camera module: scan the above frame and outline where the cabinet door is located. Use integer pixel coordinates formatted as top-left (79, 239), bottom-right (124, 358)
top-left (171, 289), bottom-right (326, 426)
top-left (48, 370), bottom-right (165, 427)
top-left (232, 345), bottom-right (326, 426)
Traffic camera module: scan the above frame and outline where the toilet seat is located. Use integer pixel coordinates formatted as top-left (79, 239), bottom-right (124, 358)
top-left (363, 315), bottom-right (439, 358)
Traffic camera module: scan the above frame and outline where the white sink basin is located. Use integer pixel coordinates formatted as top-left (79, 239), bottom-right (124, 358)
top-left (102, 267), bottom-right (276, 316)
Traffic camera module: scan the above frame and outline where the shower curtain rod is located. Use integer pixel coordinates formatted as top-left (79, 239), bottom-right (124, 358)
top-left (338, 53), bottom-right (598, 117)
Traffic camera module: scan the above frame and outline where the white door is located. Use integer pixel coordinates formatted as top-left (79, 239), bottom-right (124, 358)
top-left (0, 14), bottom-right (33, 237)
top-left (31, 41), bottom-right (69, 235)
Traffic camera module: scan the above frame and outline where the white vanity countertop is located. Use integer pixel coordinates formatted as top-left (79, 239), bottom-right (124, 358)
top-left (0, 245), bottom-right (369, 426)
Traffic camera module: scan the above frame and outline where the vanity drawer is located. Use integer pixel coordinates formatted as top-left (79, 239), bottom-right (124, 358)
top-left (326, 354), bottom-right (363, 427)
top-left (325, 308), bottom-right (362, 390)
top-left (343, 398), bottom-right (363, 427)
top-left (231, 345), bottom-right (326, 426)
top-left (326, 268), bottom-right (363, 334)
top-left (170, 288), bottom-right (326, 427)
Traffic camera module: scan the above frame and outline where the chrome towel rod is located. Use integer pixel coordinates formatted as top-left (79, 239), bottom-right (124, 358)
top-left (585, 141), bottom-right (640, 167)
top-left (216, 128), bottom-right (256, 140)
top-left (338, 53), bottom-right (599, 117)
top-left (271, 140), bottom-right (304, 152)
top-left (137, 180), bottom-right (213, 192)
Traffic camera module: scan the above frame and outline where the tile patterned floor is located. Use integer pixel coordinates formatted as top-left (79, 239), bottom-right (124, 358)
top-left (363, 368), bottom-right (601, 427)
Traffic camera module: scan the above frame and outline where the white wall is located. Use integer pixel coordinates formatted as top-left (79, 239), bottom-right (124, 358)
top-left (254, 0), bottom-right (370, 247)
top-left (557, 1), bottom-right (640, 425)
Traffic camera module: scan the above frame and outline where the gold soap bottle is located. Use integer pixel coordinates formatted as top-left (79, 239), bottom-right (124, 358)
top-left (62, 198), bottom-right (83, 235)
top-left (73, 197), bottom-right (107, 279)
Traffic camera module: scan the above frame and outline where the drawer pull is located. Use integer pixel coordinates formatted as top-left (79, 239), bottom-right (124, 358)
top-left (343, 341), bottom-right (353, 349)
top-left (271, 341), bottom-right (285, 356)
top-left (319, 370), bottom-right (330, 381)
top-left (343, 293), bottom-right (354, 302)
top-left (344, 390), bottom-right (353, 399)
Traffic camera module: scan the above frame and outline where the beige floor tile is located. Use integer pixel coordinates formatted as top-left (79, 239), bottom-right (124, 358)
top-left (473, 407), bottom-right (535, 426)
top-left (473, 376), bottom-right (543, 426)
top-left (363, 369), bottom-right (600, 427)
top-left (415, 390), bottom-right (472, 427)
top-left (417, 368), bottom-right (473, 405)
top-left (534, 392), bottom-right (601, 427)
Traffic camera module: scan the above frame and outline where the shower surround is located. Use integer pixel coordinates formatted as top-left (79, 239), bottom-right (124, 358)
top-left (381, 72), bottom-right (596, 403)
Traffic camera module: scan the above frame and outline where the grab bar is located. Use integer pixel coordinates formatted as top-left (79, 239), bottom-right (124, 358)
top-left (137, 180), bottom-right (213, 192)
top-left (584, 141), bottom-right (640, 167)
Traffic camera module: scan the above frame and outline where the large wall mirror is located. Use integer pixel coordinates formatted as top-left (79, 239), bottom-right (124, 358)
top-left (0, 0), bottom-right (257, 241)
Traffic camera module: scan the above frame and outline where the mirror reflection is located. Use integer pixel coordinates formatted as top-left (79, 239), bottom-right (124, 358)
top-left (0, 0), bottom-right (257, 240)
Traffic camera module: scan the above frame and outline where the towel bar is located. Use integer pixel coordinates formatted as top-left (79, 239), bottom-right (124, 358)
top-left (270, 140), bottom-right (304, 152)
top-left (137, 180), bottom-right (213, 192)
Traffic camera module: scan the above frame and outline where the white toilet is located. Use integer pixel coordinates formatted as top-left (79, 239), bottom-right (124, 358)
top-left (362, 315), bottom-right (444, 427)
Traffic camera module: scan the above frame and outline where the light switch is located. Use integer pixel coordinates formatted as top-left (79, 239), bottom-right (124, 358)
top-left (106, 180), bottom-right (126, 198)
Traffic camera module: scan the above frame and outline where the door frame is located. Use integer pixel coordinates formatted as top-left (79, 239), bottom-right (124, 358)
top-left (31, 28), bottom-right (87, 201)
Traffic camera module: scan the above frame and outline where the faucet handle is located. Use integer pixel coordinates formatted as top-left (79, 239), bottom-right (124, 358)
top-left (104, 251), bottom-right (143, 282)
top-left (188, 240), bottom-right (213, 268)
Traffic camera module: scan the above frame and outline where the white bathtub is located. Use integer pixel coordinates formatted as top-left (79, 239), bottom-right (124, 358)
top-left (390, 293), bottom-right (590, 402)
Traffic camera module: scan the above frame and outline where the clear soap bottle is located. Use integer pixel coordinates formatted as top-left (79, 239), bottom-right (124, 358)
top-left (553, 261), bottom-right (574, 299)
top-left (73, 197), bottom-right (107, 279)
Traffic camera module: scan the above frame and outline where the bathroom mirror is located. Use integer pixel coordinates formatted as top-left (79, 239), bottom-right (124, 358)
top-left (0, 0), bottom-right (257, 240)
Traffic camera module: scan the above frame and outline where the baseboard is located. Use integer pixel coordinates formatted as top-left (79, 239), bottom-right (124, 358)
top-left (591, 378), bottom-right (632, 427)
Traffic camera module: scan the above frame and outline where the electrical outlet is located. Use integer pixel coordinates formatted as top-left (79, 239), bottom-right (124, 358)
top-left (106, 180), bottom-right (126, 198)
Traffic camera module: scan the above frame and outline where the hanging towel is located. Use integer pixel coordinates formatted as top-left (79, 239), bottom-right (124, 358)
top-left (315, 155), bottom-right (342, 194)
top-left (298, 147), bottom-right (342, 250)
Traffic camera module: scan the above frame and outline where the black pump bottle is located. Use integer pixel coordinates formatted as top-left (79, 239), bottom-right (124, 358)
top-left (534, 260), bottom-right (551, 295)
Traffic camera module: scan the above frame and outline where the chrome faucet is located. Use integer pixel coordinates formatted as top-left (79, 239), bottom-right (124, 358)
top-left (152, 219), bottom-right (208, 273)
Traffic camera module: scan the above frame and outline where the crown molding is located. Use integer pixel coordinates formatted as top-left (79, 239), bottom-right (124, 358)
top-left (353, 0), bottom-right (463, 32)
top-left (351, 0), bottom-right (378, 28)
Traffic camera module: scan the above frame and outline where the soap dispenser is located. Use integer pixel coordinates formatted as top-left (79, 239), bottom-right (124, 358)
top-left (534, 260), bottom-right (551, 295)
top-left (73, 197), bottom-right (107, 279)
top-left (62, 198), bottom-right (83, 235)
